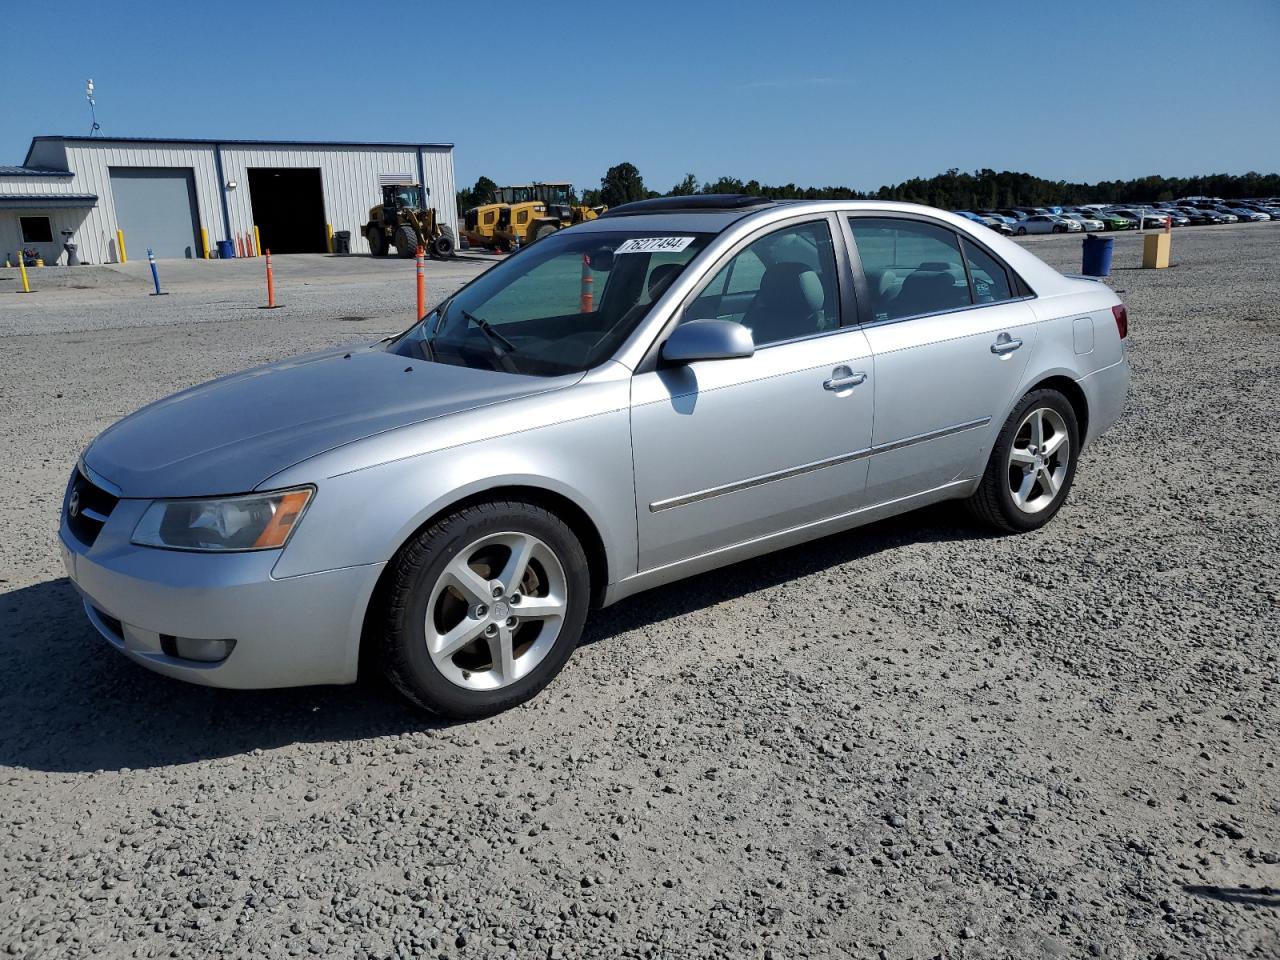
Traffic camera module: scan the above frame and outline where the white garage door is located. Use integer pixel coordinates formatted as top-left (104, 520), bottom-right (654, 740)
top-left (109, 168), bottom-right (201, 259)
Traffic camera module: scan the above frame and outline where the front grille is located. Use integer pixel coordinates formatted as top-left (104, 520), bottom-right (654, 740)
top-left (66, 469), bottom-right (119, 546)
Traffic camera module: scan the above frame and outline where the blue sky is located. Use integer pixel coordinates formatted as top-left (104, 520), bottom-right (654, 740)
top-left (2, 0), bottom-right (1275, 193)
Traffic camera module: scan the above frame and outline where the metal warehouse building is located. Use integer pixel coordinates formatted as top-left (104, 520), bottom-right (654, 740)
top-left (1, 135), bottom-right (457, 264)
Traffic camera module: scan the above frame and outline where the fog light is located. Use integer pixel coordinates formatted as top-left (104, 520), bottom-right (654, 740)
top-left (161, 635), bottom-right (236, 663)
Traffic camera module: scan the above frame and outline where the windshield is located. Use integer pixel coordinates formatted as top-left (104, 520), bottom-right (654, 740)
top-left (496, 186), bottom-right (534, 204)
top-left (388, 229), bottom-right (713, 376)
top-left (536, 184), bottom-right (572, 206)
top-left (393, 186), bottom-right (423, 208)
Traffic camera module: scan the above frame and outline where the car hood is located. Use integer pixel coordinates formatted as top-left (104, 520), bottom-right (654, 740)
top-left (84, 345), bottom-right (578, 498)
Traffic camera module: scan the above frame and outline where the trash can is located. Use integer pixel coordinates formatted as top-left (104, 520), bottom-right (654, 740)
top-left (216, 239), bottom-right (236, 259)
top-left (1081, 235), bottom-right (1114, 277)
top-left (333, 230), bottom-right (351, 255)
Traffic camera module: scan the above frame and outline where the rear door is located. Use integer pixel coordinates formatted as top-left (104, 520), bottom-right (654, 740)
top-left (844, 215), bottom-right (1039, 503)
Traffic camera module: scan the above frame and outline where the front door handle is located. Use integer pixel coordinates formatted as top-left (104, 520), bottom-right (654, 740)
top-left (823, 370), bottom-right (867, 391)
top-left (990, 333), bottom-right (1023, 355)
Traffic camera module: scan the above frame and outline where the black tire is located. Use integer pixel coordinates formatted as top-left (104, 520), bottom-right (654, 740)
top-left (367, 226), bottom-right (387, 257)
top-left (1052, 224), bottom-right (1066, 233)
top-left (394, 225), bottom-right (418, 258)
top-left (965, 389), bottom-right (1080, 534)
top-left (534, 223), bottom-right (558, 242)
top-left (1016, 226), bottom-right (1027, 236)
top-left (379, 499), bottom-right (591, 719)
top-left (431, 226), bottom-right (455, 259)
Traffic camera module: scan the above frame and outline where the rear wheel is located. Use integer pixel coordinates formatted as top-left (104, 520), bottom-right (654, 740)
top-left (965, 389), bottom-right (1080, 533)
top-left (379, 500), bottom-right (590, 718)
top-left (394, 225), bottom-right (419, 258)
top-left (367, 226), bottom-right (387, 257)
top-left (534, 223), bottom-right (558, 242)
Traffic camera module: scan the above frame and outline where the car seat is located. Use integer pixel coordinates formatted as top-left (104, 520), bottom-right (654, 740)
top-left (741, 262), bottom-right (827, 344)
top-left (892, 264), bottom-right (967, 318)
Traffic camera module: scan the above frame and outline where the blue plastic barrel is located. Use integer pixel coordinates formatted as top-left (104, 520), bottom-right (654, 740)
top-left (216, 239), bottom-right (235, 259)
top-left (1081, 235), bottom-right (1113, 277)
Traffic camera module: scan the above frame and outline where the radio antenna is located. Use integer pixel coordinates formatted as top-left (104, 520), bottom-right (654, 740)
top-left (86, 79), bottom-right (101, 136)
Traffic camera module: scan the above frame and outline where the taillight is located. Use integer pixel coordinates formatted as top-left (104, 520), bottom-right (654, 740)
top-left (1112, 303), bottom-right (1128, 339)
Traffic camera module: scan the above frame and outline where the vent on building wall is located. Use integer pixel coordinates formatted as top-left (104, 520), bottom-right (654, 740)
top-left (378, 173), bottom-right (414, 186)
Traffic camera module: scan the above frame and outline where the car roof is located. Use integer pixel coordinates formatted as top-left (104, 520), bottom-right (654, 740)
top-left (571, 198), bottom-right (1071, 299)
top-left (576, 196), bottom-right (1022, 235)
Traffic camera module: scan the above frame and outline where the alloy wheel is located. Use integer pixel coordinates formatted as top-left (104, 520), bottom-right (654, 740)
top-left (1007, 407), bottom-right (1070, 514)
top-left (425, 532), bottom-right (568, 691)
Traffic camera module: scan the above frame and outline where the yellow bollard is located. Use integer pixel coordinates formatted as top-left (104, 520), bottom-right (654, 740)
top-left (253, 225), bottom-right (262, 258)
top-left (326, 223), bottom-right (334, 254)
top-left (116, 228), bottom-right (127, 264)
top-left (17, 252), bottom-right (31, 293)
top-left (200, 227), bottom-right (210, 259)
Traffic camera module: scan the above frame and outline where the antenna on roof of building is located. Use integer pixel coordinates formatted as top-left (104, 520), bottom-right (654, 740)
top-left (86, 79), bottom-right (100, 137)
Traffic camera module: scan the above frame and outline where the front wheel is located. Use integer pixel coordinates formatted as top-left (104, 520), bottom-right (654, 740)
top-left (394, 225), bottom-right (419, 258)
top-left (965, 390), bottom-right (1080, 533)
top-left (1016, 226), bottom-right (1027, 236)
top-left (378, 500), bottom-right (591, 718)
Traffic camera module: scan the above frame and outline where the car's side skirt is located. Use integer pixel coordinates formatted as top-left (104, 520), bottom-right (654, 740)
top-left (602, 478), bottom-right (975, 607)
top-left (648, 418), bottom-right (990, 514)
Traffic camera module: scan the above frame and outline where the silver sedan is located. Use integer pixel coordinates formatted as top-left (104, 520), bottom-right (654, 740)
top-left (61, 197), bottom-right (1130, 717)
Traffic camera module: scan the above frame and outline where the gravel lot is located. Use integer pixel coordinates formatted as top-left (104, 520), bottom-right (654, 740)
top-left (1, 228), bottom-right (1277, 960)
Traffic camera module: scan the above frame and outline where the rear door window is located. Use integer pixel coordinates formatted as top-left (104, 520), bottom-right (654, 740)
top-left (848, 217), bottom-right (971, 322)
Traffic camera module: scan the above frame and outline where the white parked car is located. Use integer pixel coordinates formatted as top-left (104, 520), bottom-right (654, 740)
top-left (1013, 215), bottom-right (1082, 235)
top-left (1062, 212), bottom-right (1105, 232)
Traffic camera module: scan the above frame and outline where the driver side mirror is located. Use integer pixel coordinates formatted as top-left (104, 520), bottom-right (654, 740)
top-left (661, 320), bottom-right (755, 364)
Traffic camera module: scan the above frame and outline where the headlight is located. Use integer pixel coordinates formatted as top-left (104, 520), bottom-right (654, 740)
top-left (131, 487), bottom-right (314, 552)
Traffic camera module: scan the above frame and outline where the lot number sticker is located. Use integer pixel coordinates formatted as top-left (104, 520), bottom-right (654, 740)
top-left (614, 236), bottom-right (695, 255)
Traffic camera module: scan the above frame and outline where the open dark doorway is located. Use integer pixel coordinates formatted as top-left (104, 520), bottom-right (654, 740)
top-left (246, 168), bottom-right (327, 254)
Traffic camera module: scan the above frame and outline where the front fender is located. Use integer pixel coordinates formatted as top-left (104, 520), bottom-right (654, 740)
top-left (265, 381), bottom-right (636, 586)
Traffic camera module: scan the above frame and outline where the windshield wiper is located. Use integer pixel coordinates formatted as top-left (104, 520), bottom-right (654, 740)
top-left (459, 308), bottom-right (516, 353)
top-left (458, 308), bottom-right (519, 374)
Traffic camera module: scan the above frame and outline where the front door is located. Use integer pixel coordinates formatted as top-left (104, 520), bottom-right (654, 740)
top-left (631, 217), bottom-right (875, 572)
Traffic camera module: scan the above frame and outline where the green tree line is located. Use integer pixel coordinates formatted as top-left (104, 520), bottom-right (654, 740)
top-left (458, 165), bottom-right (1280, 214)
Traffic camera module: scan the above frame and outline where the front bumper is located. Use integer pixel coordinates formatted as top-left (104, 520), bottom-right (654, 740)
top-left (59, 496), bottom-right (384, 689)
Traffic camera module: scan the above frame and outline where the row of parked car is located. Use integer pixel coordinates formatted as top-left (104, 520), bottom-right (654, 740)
top-left (955, 197), bottom-right (1280, 235)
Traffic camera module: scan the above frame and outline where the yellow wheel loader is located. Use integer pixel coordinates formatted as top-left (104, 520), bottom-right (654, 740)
top-left (362, 184), bottom-right (456, 259)
top-left (464, 183), bottom-right (605, 251)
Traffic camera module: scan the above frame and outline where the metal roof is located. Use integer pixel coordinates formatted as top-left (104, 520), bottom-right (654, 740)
top-left (0, 194), bottom-right (98, 209)
top-left (0, 165), bottom-right (73, 177)
top-left (25, 135), bottom-right (454, 165)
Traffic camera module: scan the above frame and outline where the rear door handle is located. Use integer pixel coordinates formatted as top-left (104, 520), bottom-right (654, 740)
top-left (823, 371), bottom-right (867, 391)
top-left (991, 333), bottom-right (1023, 355)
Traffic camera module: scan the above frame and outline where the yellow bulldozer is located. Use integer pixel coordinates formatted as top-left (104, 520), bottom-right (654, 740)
top-left (464, 183), bottom-right (605, 251)
top-left (362, 183), bottom-right (455, 259)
